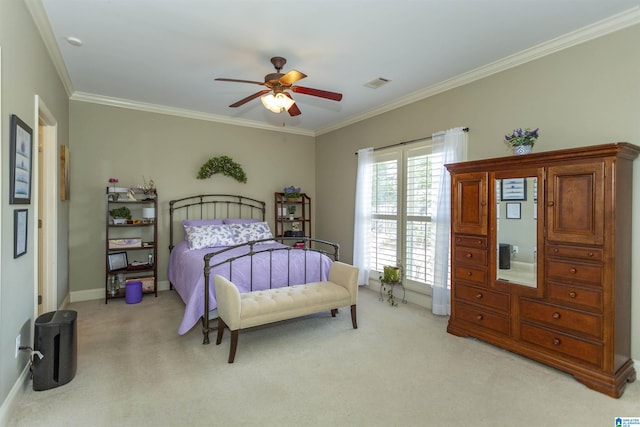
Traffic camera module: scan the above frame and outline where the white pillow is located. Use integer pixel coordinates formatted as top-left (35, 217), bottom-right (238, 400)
top-left (184, 224), bottom-right (236, 250)
top-left (229, 221), bottom-right (274, 244)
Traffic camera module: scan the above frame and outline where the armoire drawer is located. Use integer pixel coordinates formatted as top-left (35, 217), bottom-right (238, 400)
top-left (454, 246), bottom-right (487, 267)
top-left (454, 235), bottom-right (487, 249)
top-left (520, 323), bottom-right (602, 367)
top-left (455, 283), bottom-right (509, 313)
top-left (546, 243), bottom-right (603, 262)
top-left (456, 302), bottom-right (510, 335)
top-left (520, 299), bottom-right (602, 339)
top-left (547, 281), bottom-right (602, 311)
top-left (545, 259), bottom-right (603, 286)
top-left (453, 266), bottom-right (486, 285)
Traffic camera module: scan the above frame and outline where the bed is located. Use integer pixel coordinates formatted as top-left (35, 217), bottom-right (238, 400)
top-left (167, 194), bottom-right (340, 342)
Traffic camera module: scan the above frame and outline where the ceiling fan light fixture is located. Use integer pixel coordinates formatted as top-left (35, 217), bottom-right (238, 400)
top-left (261, 93), bottom-right (295, 113)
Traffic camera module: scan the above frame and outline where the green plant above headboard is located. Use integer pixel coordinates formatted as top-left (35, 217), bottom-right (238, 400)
top-left (197, 155), bottom-right (247, 183)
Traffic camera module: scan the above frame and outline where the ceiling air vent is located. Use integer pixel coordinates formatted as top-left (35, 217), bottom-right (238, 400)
top-left (364, 77), bottom-right (391, 89)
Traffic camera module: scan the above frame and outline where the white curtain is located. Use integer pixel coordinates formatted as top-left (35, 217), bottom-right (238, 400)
top-left (353, 147), bottom-right (374, 285)
top-left (432, 128), bottom-right (467, 315)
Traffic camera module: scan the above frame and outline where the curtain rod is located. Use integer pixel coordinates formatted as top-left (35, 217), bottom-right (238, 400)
top-left (355, 127), bottom-right (469, 155)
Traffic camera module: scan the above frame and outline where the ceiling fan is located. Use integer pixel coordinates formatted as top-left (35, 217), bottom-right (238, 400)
top-left (215, 56), bottom-right (343, 116)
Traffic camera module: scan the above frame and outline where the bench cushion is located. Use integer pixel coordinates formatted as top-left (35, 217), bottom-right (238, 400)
top-left (239, 281), bottom-right (351, 329)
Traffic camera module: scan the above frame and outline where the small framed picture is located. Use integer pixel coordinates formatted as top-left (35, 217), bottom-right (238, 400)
top-left (108, 251), bottom-right (128, 271)
top-left (14, 209), bottom-right (28, 258)
top-left (506, 202), bottom-right (521, 219)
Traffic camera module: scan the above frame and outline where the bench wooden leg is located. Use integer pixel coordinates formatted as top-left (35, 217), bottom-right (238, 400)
top-left (216, 317), bottom-right (226, 345)
top-left (229, 330), bottom-right (239, 363)
top-left (331, 308), bottom-right (338, 317)
top-left (350, 305), bottom-right (358, 329)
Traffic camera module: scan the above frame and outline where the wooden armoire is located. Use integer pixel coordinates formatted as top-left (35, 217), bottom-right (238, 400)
top-left (445, 143), bottom-right (638, 398)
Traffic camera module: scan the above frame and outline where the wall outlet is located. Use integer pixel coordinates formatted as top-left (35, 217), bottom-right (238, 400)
top-left (512, 246), bottom-right (519, 254)
top-left (15, 334), bottom-right (21, 358)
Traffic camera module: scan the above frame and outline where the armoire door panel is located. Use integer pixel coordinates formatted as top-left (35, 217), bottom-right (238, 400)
top-left (546, 162), bottom-right (604, 245)
top-left (452, 172), bottom-right (487, 235)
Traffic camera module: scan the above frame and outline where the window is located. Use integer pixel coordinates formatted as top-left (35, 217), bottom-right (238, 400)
top-left (370, 144), bottom-right (443, 292)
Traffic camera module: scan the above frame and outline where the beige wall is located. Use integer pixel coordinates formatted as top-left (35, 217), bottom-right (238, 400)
top-left (316, 24), bottom-right (640, 357)
top-left (0, 0), bottom-right (70, 416)
top-left (69, 102), bottom-right (316, 295)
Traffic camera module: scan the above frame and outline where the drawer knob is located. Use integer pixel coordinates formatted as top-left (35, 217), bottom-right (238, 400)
top-left (456, 237), bottom-right (462, 243)
top-left (548, 201), bottom-right (555, 207)
top-left (465, 252), bottom-right (472, 259)
top-left (588, 252), bottom-right (594, 257)
top-left (552, 338), bottom-right (561, 346)
top-left (552, 312), bottom-right (561, 320)
top-left (467, 271), bottom-right (473, 276)
top-left (477, 240), bottom-right (482, 245)
top-left (553, 248), bottom-right (559, 253)
top-left (476, 314), bottom-right (483, 321)
top-left (475, 293), bottom-right (483, 299)
top-left (569, 291), bottom-right (577, 298)
top-left (569, 268), bottom-right (577, 274)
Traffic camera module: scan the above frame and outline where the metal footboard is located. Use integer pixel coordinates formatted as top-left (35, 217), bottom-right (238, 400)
top-left (201, 237), bottom-right (340, 344)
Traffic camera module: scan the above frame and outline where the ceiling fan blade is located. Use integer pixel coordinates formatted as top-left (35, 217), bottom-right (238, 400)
top-left (279, 70), bottom-right (307, 86)
top-left (291, 86), bottom-right (342, 101)
top-left (229, 90), bottom-right (271, 108)
top-left (284, 93), bottom-right (301, 116)
top-left (287, 103), bottom-right (302, 117)
top-left (215, 78), bottom-right (266, 86)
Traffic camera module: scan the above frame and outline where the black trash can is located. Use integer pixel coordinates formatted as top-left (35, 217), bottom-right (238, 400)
top-left (499, 243), bottom-right (511, 270)
top-left (32, 310), bottom-right (77, 391)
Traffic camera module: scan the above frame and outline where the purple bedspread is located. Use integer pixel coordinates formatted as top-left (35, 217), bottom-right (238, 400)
top-left (168, 240), bottom-right (333, 334)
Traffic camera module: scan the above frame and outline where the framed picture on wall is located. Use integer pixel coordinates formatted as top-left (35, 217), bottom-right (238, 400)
top-left (9, 114), bottom-right (33, 204)
top-left (506, 202), bottom-right (521, 219)
top-left (14, 209), bottom-right (28, 258)
top-left (501, 178), bottom-right (526, 201)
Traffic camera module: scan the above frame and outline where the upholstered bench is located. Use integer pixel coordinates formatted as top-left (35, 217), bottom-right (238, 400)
top-left (214, 261), bottom-right (359, 363)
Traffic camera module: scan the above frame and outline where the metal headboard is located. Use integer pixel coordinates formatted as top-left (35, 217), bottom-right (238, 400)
top-left (168, 194), bottom-right (266, 252)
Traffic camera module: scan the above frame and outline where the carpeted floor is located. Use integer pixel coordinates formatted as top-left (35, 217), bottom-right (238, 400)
top-left (7, 287), bottom-right (639, 426)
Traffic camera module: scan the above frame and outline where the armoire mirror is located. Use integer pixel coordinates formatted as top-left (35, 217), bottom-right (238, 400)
top-left (495, 176), bottom-right (537, 287)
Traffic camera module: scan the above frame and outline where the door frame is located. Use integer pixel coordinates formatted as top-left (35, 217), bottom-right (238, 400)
top-left (34, 95), bottom-right (58, 316)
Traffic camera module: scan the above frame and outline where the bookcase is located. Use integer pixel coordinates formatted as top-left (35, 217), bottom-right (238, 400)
top-left (105, 187), bottom-right (157, 303)
top-left (273, 192), bottom-right (311, 240)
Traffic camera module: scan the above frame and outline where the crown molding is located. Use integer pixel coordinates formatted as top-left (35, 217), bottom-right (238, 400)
top-left (316, 6), bottom-right (640, 136)
top-left (26, 0), bottom-right (74, 97)
top-left (27, 0), bottom-right (639, 137)
top-left (69, 92), bottom-right (316, 137)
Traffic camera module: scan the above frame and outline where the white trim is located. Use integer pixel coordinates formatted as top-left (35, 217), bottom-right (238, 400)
top-left (69, 92), bottom-right (315, 137)
top-left (0, 364), bottom-right (31, 427)
top-left (70, 280), bottom-right (171, 303)
top-left (25, 0), bottom-right (640, 137)
top-left (316, 6), bottom-right (640, 136)
top-left (25, 0), bottom-right (74, 97)
top-left (34, 96), bottom-right (59, 316)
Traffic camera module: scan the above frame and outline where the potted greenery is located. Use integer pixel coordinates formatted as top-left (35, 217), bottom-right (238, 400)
top-left (109, 206), bottom-right (131, 224)
top-left (283, 185), bottom-right (301, 202)
top-left (379, 265), bottom-right (401, 307)
top-left (504, 128), bottom-right (539, 155)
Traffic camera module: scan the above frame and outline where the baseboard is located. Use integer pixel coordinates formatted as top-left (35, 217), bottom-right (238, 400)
top-left (59, 293), bottom-right (71, 309)
top-left (0, 364), bottom-right (30, 427)
top-left (70, 280), bottom-right (171, 302)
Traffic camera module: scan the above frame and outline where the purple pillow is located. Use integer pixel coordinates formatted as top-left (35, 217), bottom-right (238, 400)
top-left (223, 218), bottom-right (260, 225)
top-left (182, 219), bottom-right (223, 227)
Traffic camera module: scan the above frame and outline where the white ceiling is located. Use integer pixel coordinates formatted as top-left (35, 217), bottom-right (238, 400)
top-left (30, 0), bottom-right (640, 136)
